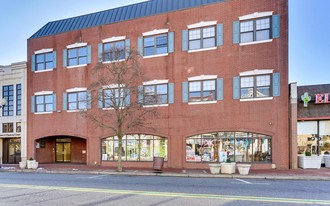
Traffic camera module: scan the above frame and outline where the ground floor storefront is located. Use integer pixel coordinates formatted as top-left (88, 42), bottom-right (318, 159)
top-left (0, 137), bottom-right (21, 164)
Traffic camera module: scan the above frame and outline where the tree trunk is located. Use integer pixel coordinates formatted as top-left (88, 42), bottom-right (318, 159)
top-left (117, 133), bottom-right (123, 172)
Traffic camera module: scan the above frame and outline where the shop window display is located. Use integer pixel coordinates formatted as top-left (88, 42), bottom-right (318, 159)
top-left (102, 134), bottom-right (167, 162)
top-left (186, 132), bottom-right (271, 163)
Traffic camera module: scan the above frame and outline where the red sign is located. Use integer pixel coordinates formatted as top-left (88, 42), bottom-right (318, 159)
top-left (315, 93), bottom-right (330, 104)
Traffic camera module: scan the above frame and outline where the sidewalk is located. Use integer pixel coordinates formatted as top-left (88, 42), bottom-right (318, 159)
top-left (1, 164), bottom-right (329, 181)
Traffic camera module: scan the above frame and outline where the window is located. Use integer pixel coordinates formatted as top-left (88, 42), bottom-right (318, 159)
top-left (144, 34), bottom-right (168, 56)
top-left (16, 84), bottom-right (21, 115)
top-left (36, 94), bottom-right (53, 113)
top-left (101, 134), bottom-right (168, 161)
top-left (144, 84), bottom-right (168, 105)
top-left (68, 47), bottom-right (87, 66)
top-left (2, 123), bottom-right (14, 133)
top-left (240, 75), bottom-right (271, 99)
top-left (35, 52), bottom-right (54, 71)
top-left (240, 17), bottom-right (271, 43)
top-left (68, 91), bottom-right (87, 110)
top-left (16, 122), bottom-right (21, 133)
top-left (2, 85), bottom-right (14, 116)
top-left (103, 88), bottom-right (127, 108)
top-left (189, 26), bottom-right (215, 50)
top-left (103, 40), bottom-right (125, 61)
top-left (189, 80), bottom-right (216, 102)
top-left (186, 132), bottom-right (271, 163)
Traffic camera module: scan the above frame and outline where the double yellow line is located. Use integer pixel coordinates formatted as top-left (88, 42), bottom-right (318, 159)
top-left (0, 183), bottom-right (329, 205)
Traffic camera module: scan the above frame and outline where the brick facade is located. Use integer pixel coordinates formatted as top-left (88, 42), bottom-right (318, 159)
top-left (27, 0), bottom-right (289, 169)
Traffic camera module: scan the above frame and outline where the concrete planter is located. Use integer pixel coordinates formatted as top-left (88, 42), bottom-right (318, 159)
top-left (27, 160), bottom-right (36, 169)
top-left (324, 155), bottom-right (330, 168)
top-left (237, 164), bottom-right (251, 175)
top-left (209, 164), bottom-right (221, 174)
top-left (298, 155), bottom-right (322, 169)
top-left (221, 163), bottom-right (236, 174)
top-left (19, 161), bottom-right (26, 169)
top-left (30, 161), bottom-right (39, 170)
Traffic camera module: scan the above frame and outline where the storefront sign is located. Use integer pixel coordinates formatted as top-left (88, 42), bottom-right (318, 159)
top-left (301, 92), bottom-right (311, 107)
top-left (315, 93), bottom-right (330, 104)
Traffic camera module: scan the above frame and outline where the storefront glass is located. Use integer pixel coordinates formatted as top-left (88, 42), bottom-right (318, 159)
top-left (186, 132), bottom-right (272, 163)
top-left (102, 134), bottom-right (167, 161)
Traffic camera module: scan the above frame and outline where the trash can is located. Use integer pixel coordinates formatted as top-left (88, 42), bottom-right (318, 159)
top-left (153, 157), bottom-right (164, 171)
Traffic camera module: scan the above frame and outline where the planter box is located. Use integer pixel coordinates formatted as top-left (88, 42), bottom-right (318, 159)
top-left (31, 161), bottom-right (39, 170)
top-left (221, 163), bottom-right (236, 174)
top-left (324, 155), bottom-right (330, 168)
top-left (19, 161), bottom-right (26, 169)
top-left (237, 164), bottom-right (251, 175)
top-left (27, 160), bottom-right (36, 169)
top-left (298, 155), bottom-right (322, 169)
top-left (209, 164), bottom-right (221, 174)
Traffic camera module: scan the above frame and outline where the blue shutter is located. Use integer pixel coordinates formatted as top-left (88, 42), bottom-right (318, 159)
top-left (87, 45), bottom-right (92, 64)
top-left (53, 94), bottom-right (56, 112)
top-left (31, 96), bottom-right (35, 113)
top-left (87, 91), bottom-right (92, 109)
top-left (62, 93), bottom-right (67, 111)
top-left (138, 86), bottom-right (143, 105)
top-left (168, 83), bottom-right (174, 104)
top-left (273, 73), bottom-right (280, 96)
top-left (182, 82), bottom-right (188, 103)
top-left (98, 43), bottom-right (103, 62)
top-left (138, 37), bottom-right (143, 56)
top-left (125, 39), bottom-right (130, 59)
top-left (52, 51), bottom-right (57, 69)
top-left (217, 78), bottom-right (224, 101)
top-left (272, 14), bottom-right (280, 39)
top-left (125, 88), bottom-right (130, 107)
top-left (182, 30), bottom-right (188, 51)
top-left (168, 32), bottom-right (174, 53)
top-left (31, 55), bottom-right (35, 72)
top-left (98, 89), bottom-right (103, 108)
top-left (233, 21), bottom-right (240, 44)
top-left (63, 49), bottom-right (67, 67)
top-left (233, 76), bottom-right (240, 99)
top-left (217, 24), bottom-right (223, 46)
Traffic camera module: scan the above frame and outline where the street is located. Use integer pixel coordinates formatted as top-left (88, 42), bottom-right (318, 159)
top-left (0, 172), bottom-right (329, 206)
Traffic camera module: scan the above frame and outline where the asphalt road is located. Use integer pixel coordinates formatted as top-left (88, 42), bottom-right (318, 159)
top-left (0, 172), bottom-right (329, 206)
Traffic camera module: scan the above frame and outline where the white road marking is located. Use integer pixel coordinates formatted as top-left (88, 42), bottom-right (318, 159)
top-left (235, 178), bottom-right (252, 184)
top-left (234, 179), bottom-right (270, 185)
top-left (75, 175), bottom-right (108, 179)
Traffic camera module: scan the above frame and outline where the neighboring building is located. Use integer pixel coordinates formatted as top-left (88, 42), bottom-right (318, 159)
top-left (27, 0), bottom-right (288, 169)
top-left (297, 84), bottom-right (330, 156)
top-left (0, 62), bottom-right (27, 164)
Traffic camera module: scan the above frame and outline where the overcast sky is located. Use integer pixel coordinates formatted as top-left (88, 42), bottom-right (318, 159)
top-left (0, 0), bottom-right (329, 86)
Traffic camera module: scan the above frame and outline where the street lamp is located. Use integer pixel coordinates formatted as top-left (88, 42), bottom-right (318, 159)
top-left (0, 98), bottom-right (6, 109)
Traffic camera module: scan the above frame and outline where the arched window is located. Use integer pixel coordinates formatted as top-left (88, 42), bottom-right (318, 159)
top-left (101, 134), bottom-right (168, 162)
top-left (186, 132), bottom-right (271, 163)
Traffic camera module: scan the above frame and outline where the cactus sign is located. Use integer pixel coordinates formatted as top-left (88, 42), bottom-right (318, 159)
top-left (301, 92), bottom-right (311, 107)
top-left (301, 92), bottom-right (330, 107)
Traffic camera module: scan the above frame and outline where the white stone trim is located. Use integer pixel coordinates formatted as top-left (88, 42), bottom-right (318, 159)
top-left (239, 69), bottom-right (273, 76)
top-left (143, 53), bottom-right (168, 59)
top-left (188, 75), bottom-right (217, 81)
top-left (187, 21), bottom-right (217, 29)
top-left (34, 112), bottom-right (53, 115)
top-left (240, 97), bottom-right (273, 102)
top-left (34, 48), bottom-right (53, 54)
top-left (66, 110), bottom-right (81, 113)
top-left (143, 29), bottom-right (169, 36)
top-left (239, 11), bottom-right (273, 21)
top-left (102, 59), bottom-right (125, 64)
top-left (188, 101), bottom-right (217, 105)
top-left (239, 39), bottom-right (273, 46)
top-left (66, 42), bottom-right (87, 49)
top-left (66, 87), bottom-right (87, 93)
top-left (34, 69), bottom-right (54, 73)
top-left (66, 64), bottom-right (87, 69)
top-left (188, 47), bottom-right (217, 53)
top-left (34, 91), bottom-right (53, 95)
top-left (102, 84), bottom-right (126, 89)
top-left (102, 36), bottom-right (126, 43)
top-left (143, 104), bottom-right (169, 108)
top-left (143, 80), bottom-right (169, 85)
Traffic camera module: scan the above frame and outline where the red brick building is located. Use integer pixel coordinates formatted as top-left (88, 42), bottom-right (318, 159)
top-left (27, 0), bottom-right (288, 169)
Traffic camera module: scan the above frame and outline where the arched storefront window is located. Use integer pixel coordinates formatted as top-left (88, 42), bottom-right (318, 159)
top-left (186, 132), bottom-right (271, 163)
top-left (101, 134), bottom-right (168, 161)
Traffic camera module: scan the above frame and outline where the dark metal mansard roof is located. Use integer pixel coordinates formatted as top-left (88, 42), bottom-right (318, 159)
top-left (29, 0), bottom-right (225, 39)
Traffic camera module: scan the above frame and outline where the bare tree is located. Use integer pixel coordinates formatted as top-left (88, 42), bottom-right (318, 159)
top-left (81, 46), bottom-right (158, 172)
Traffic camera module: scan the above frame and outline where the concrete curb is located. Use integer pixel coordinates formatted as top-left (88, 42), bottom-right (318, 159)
top-left (1, 168), bottom-right (330, 181)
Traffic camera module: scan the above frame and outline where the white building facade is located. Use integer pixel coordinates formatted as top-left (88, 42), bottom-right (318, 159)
top-left (0, 62), bottom-right (27, 164)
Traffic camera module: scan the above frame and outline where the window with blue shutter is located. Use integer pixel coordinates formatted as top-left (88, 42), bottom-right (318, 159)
top-left (143, 34), bottom-right (169, 56)
top-left (98, 89), bottom-right (103, 108)
top-left (33, 51), bottom-right (57, 71)
top-left (125, 88), bottom-right (130, 107)
top-left (34, 94), bottom-right (54, 113)
top-left (272, 15), bottom-right (280, 39)
top-left (62, 93), bottom-right (67, 111)
top-left (138, 37), bottom-right (143, 56)
top-left (182, 30), bottom-right (188, 51)
top-left (182, 82), bottom-right (188, 103)
top-left (217, 78), bottom-right (223, 100)
top-left (66, 46), bottom-right (90, 67)
top-left (233, 21), bottom-right (240, 44)
top-left (31, 96), bottom-right (35, 113)
top-left (168, 83), bottom-right (174, 104)
top-left (125, 39), bottom-right (130, 58)
top-left (102, 40), bottom-right (126, 62)
top-left (143, 84), bottom-right (169, 105)
top-left (138, 86), bottom-right (143, 105)
top-left (216, 24), bottom-right (223, 46)
top-left (53, 94), bottom-right (56, 112)
top-left (98, 44), bottom-right (103, 62)
top-left (233, 77), bottom-right (240, 99)
top-left (168, 32), bottom-right (174, 53)
top-left (273, 73), bottom-right (280, 96)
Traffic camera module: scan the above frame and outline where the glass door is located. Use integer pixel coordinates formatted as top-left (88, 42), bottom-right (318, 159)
top-left (55, 138), bottom-right (71, 163)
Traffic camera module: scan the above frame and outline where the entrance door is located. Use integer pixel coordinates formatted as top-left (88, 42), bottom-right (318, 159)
top-left (3, 139), bottom-right (21, 164)
top-left (56, 142), bottom-right (71, 163)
